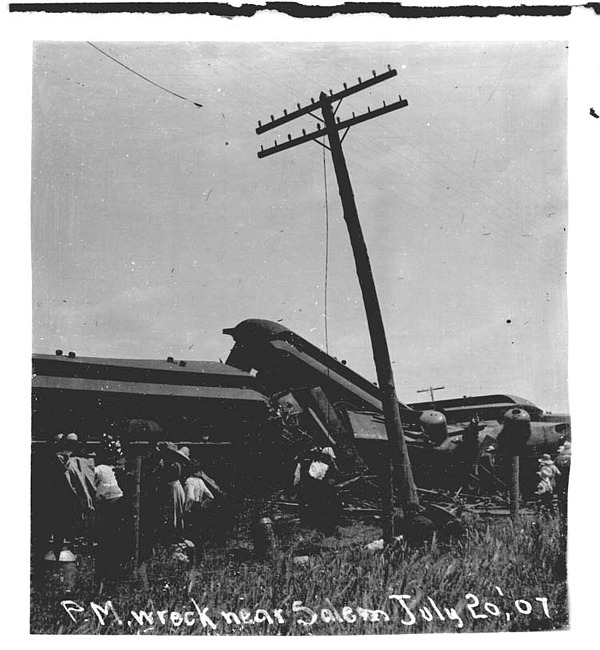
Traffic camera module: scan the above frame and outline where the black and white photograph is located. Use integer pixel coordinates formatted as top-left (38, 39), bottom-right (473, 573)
top-left (9, 6), bottom-right (598, 638)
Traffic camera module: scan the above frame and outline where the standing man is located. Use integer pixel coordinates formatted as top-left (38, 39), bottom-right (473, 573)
top-left (294, 446), bottom-right (342, 535)
top-left (94, 434), bottom-right (126, 591)
top-left (159, 443), bottom-right (189, 544)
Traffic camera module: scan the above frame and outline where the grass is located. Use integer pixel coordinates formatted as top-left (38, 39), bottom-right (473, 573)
top-left (30, 508), bottom-right (568, 635)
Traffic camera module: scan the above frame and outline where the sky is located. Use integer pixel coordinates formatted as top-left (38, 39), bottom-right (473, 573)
top-left (31, 40), bottom-right (569, 413)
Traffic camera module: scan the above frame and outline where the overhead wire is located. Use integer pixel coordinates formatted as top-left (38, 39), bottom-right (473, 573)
top-left (322, 146), bottom-right (334, 413)
top-left (322, 145), bottom-right (330, 358)
top-left (87, 41), bottom-right (204, 108)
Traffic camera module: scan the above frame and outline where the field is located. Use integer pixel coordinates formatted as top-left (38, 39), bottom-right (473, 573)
top-left (30, 508), bottom-right (569, 635)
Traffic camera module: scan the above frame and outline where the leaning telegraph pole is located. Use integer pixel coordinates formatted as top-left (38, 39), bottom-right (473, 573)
top-left (256, 67), bottom-right (419, 542)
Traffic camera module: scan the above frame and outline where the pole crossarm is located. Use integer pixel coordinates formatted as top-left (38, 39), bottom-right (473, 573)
top-left (256, 66), bottom-right (398, 135)
top-left (258, 97), bottom-right (408, 159)
top-left (417, 386), bottom-right (445, 394)
top-left (258, 126), bottom-right (327, 159)
top-left (417, 385), bottom-right (445, 405)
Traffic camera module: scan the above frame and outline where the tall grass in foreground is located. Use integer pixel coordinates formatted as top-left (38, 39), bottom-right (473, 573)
top-left (31, 514), bottom-right (568, 635)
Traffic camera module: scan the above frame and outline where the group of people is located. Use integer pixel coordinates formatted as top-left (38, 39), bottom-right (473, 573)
top-left (34, 431), bottom-right (220, 589)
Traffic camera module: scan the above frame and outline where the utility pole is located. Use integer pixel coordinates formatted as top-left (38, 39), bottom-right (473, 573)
top-left (255, 67), bottom-right (419, 541)
top-left (417, 385), bottom-right (445, 409)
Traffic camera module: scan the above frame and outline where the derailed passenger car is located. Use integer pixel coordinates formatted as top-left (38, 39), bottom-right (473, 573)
top-left (32, 318), bottom-right (570, 505)
top-left (223, 319), bottom-right (570, 495)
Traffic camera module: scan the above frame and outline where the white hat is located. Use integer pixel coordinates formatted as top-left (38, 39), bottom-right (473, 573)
top-left (177, 446), bottom-right (191, 460)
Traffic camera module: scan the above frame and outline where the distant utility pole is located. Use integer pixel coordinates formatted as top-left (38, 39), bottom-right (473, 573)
top-left (417, 385), bottom-right (445, 408)
top-left (255, 66), bottom-right (419, 541)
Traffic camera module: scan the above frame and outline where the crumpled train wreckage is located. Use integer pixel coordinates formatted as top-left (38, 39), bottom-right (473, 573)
top-left (32, 318), bottom-right (571, 541)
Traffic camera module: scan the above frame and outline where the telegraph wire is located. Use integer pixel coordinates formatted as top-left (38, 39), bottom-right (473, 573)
top-left (87, 42), bottom-right (203, 108)
top-left (322, 145), bottom-right (331, 359)
top-left (322, 146), bottom-right (333, 423)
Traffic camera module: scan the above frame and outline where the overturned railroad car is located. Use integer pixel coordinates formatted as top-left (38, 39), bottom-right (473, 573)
top-left (32, 319), bottom-right (570, 500)
top-left (223, 319), bottom-right (570, 494)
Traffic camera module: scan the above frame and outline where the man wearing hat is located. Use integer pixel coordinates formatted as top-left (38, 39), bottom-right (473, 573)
top-left (94, 433), bottom-right (127, 589)
top-left (294, 446), bottom-right (342, 535)
top-left (47, 432), bottom-right (94, 557)
top-left (535, 453), bottom-right (561, 511)
top-left (63, 433), bottom-right (95, 542)
top-left (159, 443), bottom-right (190, 544)
top-left (183, 459), bottom-right (216, 550)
